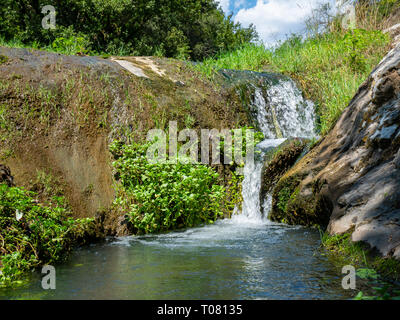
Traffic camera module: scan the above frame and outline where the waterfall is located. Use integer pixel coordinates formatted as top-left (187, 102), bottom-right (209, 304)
top-left (238, 76), bottom-right (316, 222)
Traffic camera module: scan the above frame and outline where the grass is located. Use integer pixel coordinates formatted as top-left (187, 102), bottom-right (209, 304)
top-left (0, 183), bottom-right (101, 287)
top-left (320, 232), bottom-right (400, 300)
top-left (195, 28), bottom-right (390, 135)
top-left (321, 232), bottom-right (400, 281)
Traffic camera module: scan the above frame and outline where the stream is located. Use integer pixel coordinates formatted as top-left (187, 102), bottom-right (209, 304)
top-left (0, 72), bottom-right (354, 300)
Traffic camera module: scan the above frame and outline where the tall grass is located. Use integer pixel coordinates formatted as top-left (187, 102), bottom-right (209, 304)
top-left (196, 28), bottom-right (390, 135)
top-left (195, 0), bottom-right (398, 135)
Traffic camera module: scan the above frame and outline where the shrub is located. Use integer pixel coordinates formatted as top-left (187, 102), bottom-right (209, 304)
top-left (0, 0), bottom-right (257, 60)
top-left (110, 140), bottom-right (225, 234)
top-left (0, 184), bottom-right (98, 286)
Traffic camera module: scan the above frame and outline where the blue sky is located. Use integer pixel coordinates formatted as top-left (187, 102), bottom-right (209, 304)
top-left (217, 0), bottom-right (337, 45)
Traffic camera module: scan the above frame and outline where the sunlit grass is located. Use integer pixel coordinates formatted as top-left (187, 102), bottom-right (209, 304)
top-left (195, 30), bottom-right (390, 135)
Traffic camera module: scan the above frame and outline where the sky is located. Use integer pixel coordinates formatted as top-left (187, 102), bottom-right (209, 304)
top-left (217, 0), bottom-right (337, 45)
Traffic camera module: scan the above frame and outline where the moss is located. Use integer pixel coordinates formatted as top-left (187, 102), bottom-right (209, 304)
top-left (277, 187), bottom-right (292, 213)
top-left (261, 138), bottom-right (308, 197)
top-left (269, 171), bottom-right (332, 227)
top-left (0, 55), bottom-right (8, 64)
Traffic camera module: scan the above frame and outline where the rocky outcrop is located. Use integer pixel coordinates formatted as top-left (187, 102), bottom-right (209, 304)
top-left (0, 47), bottom-right (247, 234)
top-left (0, 164), bottom-right (13, 187)
top-left (268, 41), bottom-right (400, 259)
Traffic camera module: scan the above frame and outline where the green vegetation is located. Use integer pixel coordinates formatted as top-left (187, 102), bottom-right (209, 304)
top-left (320, 232), bottom-right (400, 300)
top-left (0, 183), bottom-right (100, 287)
top-left (218, 127), bottom-right (265, 165)
top-left (195, 29), bottom-right (390, 135)
top-left (110, 140), bottom-right (225, 234)
top-left (0, 55), bottom-right (8, 64)
top-left (0, 0), bottom-right (257, 60)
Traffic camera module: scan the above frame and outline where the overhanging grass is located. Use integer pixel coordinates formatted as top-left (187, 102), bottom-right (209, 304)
top-left (195, 29), bottom-right (390, 135)
top-left (320, 232), bottom-right (400, 282)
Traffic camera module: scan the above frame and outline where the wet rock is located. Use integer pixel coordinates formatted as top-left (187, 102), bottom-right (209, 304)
top-left (261, 138), bottom-right (308, 199)
top-left (394, 149), bottom-right (400, 168)
top-left (269, 41), bottom-right (400, 259)
top-left (0, 164), bottom-right (14, 187)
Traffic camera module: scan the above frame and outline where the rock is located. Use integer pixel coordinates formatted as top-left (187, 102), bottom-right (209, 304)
top-left (174, 80), bottom-right (185, 87)
top-left (0, 164), bottom-right (14, 187)
top-left (269, 41), bottom-right (400, 259)
top-left (261, 138), bottom-right (308, 199)
top-left (0, 47), bottom-right (247, 236)
top-left (395, 149), bottom-right (400, 168)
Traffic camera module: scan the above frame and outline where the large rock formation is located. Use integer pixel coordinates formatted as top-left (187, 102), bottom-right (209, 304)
top-left (0, 47), bottom-right (247, 235)
top-left (268, 41), bottom-right (400, 259)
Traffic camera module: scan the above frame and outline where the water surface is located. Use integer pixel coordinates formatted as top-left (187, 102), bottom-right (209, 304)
top-left (0, 216), bottom-right (353, 300)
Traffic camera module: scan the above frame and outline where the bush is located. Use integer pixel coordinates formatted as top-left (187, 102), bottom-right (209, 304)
top-left (50, 26), bottom-right (91, 55)
top-left (110, 140), bottom-right (225, 234)
top-left (0, 184), bottom-right (98, 286)
top-left (0, 0), bottom-right (257, 60)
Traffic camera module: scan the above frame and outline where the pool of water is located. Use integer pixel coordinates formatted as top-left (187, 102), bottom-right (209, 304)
top-left (0, 215), bottom-right (353, 300)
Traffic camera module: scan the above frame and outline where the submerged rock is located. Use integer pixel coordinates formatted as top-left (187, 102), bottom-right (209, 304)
top-left (269, 41), bottom-right (400, 259)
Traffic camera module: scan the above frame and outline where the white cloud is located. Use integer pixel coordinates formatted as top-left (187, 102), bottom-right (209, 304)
top-left (234, 0), bottom-right (246, 10)
top-left (234, 0), bottom-right (335, 45)
top-left (216, 0), bottom-right (231, 13)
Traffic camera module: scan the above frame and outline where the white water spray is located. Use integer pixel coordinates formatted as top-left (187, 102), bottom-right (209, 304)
top-left (239, 78), bottom-right (316, 222)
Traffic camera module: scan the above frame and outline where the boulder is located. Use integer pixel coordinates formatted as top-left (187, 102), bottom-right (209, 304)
top-left (269, 41), bottom-right (400, 258)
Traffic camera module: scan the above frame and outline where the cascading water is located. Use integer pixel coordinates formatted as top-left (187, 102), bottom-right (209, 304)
top-left (239, 75), bottom-right (316, 221)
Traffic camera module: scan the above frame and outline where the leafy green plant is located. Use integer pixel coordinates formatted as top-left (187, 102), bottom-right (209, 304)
top-left (110, 139), bottom-right (225, 234)
top-left (342, 29), bottom-right (387, 73)
top-left (0, 183), bottom-right (98, 287)
top-left (277, 187), bottom-right (292, 213)
top-left (320, 231), bottom-right (400, 299)
top-left (52, 36), bottom-right (89, 55)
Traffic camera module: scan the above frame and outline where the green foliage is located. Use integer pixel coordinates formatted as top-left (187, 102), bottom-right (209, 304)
top-left (110, 140), bottom-right (225, 235)
top-left (354, 268), bottom-right (400, 300)
top-left (50, 26), bottom-right (91, 55)
top-left (0, 0), bottom-right (257, 60)
top-left (0, 55), bottom-right (8, 64)
top-left (277, 187), bottom-right (291, 213)
top-left (343, 29), bottom-right (387, 72)
top-left (320, 231), bottom-right (400, 300)
top-left (224, 170), bottom-right (243, 217)
top-left (0, 183), bottom-right (97, 287)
